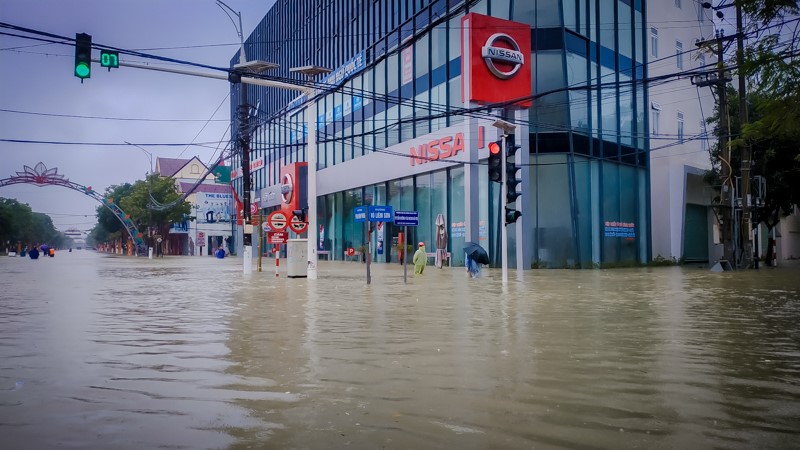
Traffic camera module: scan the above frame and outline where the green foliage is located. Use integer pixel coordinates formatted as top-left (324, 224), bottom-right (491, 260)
top-left (119, 174), bottom-right (190, 232)
top-left (96, 183), bottom-right (133, 234)
top-left (704, 1), bottom-right (800, 228)
top-left (87, 174), bottom-right (190, 245)
top-left (0, 197), bottom-right (70, 248)
top-left (707, 89), bottom-right (800, 228)
top-left (650, 255), bottom-right (682, 266)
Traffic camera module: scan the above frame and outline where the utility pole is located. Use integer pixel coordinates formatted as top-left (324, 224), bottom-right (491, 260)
top-left (694, 30), bottom-right (734, 266)
top-left (736, 3), bottom-right (753, 268)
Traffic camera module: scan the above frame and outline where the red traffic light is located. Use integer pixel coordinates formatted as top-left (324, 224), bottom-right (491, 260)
top-left (488, 141), bottom-right (501, 155)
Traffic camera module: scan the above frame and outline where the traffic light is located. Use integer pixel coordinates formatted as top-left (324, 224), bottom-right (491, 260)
top-left (74, 33), bottom-right (92, 80)
top-left (292, 208), bottom-right (308, 222)
top-left (505, 207), bottom-right (522, 224)
top-left (504, 133), bottom-right (522, 224)
top-left (488, 139), bottom-right (502, 183)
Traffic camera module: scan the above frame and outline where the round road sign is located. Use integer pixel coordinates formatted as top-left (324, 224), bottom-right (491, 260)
top-left (289, 215), bottom-right (308, 234)
top-left (267, 210), bottom-right (289, 231)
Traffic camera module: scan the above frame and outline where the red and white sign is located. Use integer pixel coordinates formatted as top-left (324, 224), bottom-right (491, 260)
top-left (289, 215), bottom-right (308, 234)
top-left (250, 203), bottom-right (258, 215)
top-left (197, 231), bottom-right (205, 246)
top-left (409, 132), bottom-right (466, 166)
top-left (230, 157), bottom-right (265, 179)
top-left (461, 13), bottom-right (532, 107)
top-left (280, 162), bottom-right (307, 216)
top-left (267, 210), bottom-right (289, 231)
top-left (268, 231), bottom-right (288, 244)
top-left (346, 247), bottom-right (355, 256)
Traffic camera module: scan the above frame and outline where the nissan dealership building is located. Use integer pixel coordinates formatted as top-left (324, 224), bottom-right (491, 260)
top-left (230, 0), bottom-right (650, 269)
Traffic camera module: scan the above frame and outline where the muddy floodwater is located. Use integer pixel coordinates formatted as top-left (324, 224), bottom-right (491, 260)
top-left (1, 251), bottom-right (799, 449)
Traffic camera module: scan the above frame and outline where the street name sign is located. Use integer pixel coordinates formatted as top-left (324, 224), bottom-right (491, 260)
top-left (368, 205), bottom-right (394, 222)
top-left (394, 210), bottom-right (419, 226)
top-left (354, 206), bottom-right (367, 223)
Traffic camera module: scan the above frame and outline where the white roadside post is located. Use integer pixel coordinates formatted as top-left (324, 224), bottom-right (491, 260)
top-left (305, 94), bottom-right (319, 279)
top-left (290, 66), bottom-right (331, 280)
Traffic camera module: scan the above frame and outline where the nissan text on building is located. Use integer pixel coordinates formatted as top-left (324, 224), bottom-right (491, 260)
top-left (229, 1), bottom-right (651, 270)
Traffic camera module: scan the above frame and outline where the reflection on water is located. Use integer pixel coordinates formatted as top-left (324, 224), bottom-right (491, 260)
top-left (1, 252), bottom-right (799, 449)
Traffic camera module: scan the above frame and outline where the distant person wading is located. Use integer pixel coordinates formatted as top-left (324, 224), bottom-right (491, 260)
top-left (413, 242), bottom-right (427, 275)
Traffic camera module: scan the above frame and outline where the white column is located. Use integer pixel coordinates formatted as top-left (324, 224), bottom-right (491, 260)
top-left (306, 96), bottom-right (319, 279)
top-left (464, 102), bottom-right (481, 246)
top-left (462, 20), bottom-right (480, 248)
top-left (515, 108), bottom-right (532, 271)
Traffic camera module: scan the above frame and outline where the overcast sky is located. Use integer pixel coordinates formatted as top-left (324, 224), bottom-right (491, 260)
top-left (0, 0), bottom-right (273, 232)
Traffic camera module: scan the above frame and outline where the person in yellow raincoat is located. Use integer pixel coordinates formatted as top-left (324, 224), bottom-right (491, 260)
top-left (413, 242), bottom-right (427, 275)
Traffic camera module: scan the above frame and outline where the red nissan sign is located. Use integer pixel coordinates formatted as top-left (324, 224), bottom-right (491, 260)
top-left (461, 13), bottom-right (532, 107)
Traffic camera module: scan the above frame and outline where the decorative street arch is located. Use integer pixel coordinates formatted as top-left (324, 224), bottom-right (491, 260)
top-left (0, 162), bottom-right (145, 250)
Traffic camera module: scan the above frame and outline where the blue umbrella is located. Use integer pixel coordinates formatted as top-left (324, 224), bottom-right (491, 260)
top-left (463, 242), bottom-right (489, 265)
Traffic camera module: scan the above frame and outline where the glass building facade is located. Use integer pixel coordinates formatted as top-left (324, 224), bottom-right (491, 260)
top-left (231, 0), bottom-right (650, 268)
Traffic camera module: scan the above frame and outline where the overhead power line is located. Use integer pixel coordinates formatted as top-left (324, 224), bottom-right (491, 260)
top-left (0, 108), bottom-right (228, 122)
top-left (0, 138), bottom-right (223, 148)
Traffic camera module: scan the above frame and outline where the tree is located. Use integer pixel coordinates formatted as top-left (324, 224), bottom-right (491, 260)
top-left (0, 197), bottom-right (69, 250)
top-left (704, 1), bottom-right (800, 265)
top-left (119, 174), bottom-right (190, 245)
top-left (739, 0), bottom-right (800, 264)
top-left (0, 198), bottom-right (30, 245)
top-left (88, 183), bottom-right (133, 247)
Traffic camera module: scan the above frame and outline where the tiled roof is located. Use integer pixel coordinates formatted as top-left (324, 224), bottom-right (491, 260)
top-left (179, 182), bottom-right (231, 194)
top-left (157, 157), bottom-right (190, 177)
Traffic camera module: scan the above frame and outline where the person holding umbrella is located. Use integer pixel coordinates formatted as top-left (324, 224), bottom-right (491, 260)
top-left (466, 255), bottom-right (481, 278)
top-left (463, 242), bottom-right (489, 278)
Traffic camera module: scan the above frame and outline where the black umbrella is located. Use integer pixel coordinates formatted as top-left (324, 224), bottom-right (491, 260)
top-left (463, 242), bottom-right (489, 265)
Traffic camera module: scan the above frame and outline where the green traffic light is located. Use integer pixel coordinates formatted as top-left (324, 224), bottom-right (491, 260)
top-left (75, 62), bottom-right (90, 78)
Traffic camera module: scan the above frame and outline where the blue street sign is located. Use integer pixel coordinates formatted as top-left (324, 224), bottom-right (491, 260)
top-left (394, 210), bottom-right (419, 226)
top-left (354, 206), bottom-right (367, 223)
top-left (368, 205), bottom-right (394, 222)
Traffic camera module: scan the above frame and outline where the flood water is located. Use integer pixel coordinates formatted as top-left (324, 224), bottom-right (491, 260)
top-left (1, 251), bottom-right (799, 449)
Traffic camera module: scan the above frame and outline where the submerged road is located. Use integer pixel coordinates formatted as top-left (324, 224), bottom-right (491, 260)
top-left (1, 251), bottom-right (799, 449)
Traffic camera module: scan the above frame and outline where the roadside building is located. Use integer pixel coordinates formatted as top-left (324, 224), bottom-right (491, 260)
top-left (230, 0), bottom-right (655, 268)
top-left (155, 157), bottom-right (233, 256)
top-left (647, 1), bottom-right (718, 264)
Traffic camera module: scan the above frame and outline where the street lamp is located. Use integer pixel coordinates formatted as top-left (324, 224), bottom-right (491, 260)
top-left (125, 140), bottom-right (153, 174)
top-left (217, 0), bottom-right (273, 274)
top-left (210, 44), bottom-right (327, 278)
top-left (125, 141), bottom-right (155, 258)
top-left (290, 65), bottom-right (331, 280)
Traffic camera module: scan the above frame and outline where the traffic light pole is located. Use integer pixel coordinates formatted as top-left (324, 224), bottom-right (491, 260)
top-left (500, 135), bottom-right (509, 284)
top-left (239, 79), bottom-right (254, 275)
top-left (86, 58), bottom-right (319, 277)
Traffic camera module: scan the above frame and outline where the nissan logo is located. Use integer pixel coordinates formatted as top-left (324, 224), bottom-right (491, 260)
top-left (281, 173), bottom-right (293, 204)
top-left (481, 33), bottom-right (524, 80)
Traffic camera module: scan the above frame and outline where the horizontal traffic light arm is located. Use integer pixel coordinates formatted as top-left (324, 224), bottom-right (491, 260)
top-left (88, 59), bottom-right (315, 94)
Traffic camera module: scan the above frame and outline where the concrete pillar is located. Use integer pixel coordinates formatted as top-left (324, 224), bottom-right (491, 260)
top-left (515, 108), bottom-right (532, 270)
top-left (464, 102), bottom-right (481, 245)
